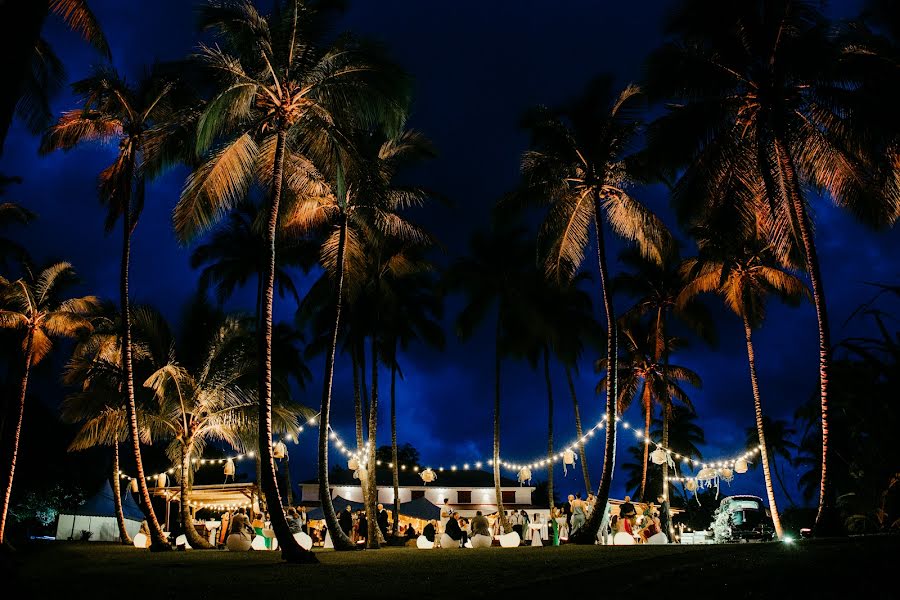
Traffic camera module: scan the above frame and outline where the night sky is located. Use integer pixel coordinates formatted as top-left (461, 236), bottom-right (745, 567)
top-left (2, 0), bottom-right (897, 506)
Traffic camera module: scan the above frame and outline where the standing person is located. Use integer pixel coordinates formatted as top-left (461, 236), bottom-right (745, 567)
top-left (549, 507), bottom-right (560, 546)
top-left (520, 510), bottom-right (530, 543)
top-left (620, 496), bottom-right (635, 520)
top-left (571, 493), bottom-right (586, 534)
top-left (357, 509), bottom-right (368, 544)
top-left (377, 503), bottom-right (389, 538)
top-left (511, 509), bottom-right (523, 539)
top-left (338, 505), bottom-right (353, 539)
top-left (298, 506), bottom-right (308, 535)
top-left (657, 495), bottom-right (671, 541)
top-left (440, 498), bottom-right (452, 531)
top-left (286, 508), bottom-right (301, 534)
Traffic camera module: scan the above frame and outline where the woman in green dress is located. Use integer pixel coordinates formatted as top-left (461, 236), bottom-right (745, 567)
top-left (550, 507), bottom-right (560, 546)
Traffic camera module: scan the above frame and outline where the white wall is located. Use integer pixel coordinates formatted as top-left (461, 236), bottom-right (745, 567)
top-left (300, 484), bottom-right (533, 507)
top-left (55, 514), bottom-right (141, 542)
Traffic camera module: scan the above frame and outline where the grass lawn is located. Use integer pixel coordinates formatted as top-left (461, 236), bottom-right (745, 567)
top-left (4, 536), bottom-right (897, 599)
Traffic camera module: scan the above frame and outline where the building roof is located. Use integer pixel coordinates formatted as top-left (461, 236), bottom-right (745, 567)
top-left (303, 467), bottom-right (523, 488)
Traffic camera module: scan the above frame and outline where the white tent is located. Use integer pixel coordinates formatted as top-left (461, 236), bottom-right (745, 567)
top-left (56, 481), bottom-right (143, 542)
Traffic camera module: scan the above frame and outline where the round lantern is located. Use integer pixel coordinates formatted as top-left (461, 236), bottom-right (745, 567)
top-left (563, 449), bottom-right (576, 465)
top-left (348, 457), bottom-right (360, 472)
top-left (696, 467), bottom-right (717, 482)
top-left (419, 468), bottom-right (436, 484)
top-left (352, 466), bottom-right (367, 481)
top-left (130, 478), bottom-right (138, 493)
top-left (719, 468), bottom-right (734, 483)
top-left (734, 458), bottom-right (749, 474)
top-left (650, 447), bottom-right (667, 465)
top-left (156, 473), bottom-right (168, 487)
top-left (224, 458), bottom-right (235, 478)
top-left (273, 441), bottom-right (287, 460)
top-left (685, 478), bottom-right (698, 492)
top-left (517, 467), bottom-right (532, 485)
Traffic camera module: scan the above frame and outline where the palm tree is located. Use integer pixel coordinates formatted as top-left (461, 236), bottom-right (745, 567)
top-left (646, 0), bottom-right (900, 533)
top-left (0, 176), bottom-right (36, 268)
top-left (41, 65), bottom-right (183, 551)
top-left (650, 406), bottom-right (705, 505)
top-left (0, 262), bottom-right (98, 543)
top-left (745, 417), bottom-right (799, 507)
top-left (445, 227), bottom-right (534, 534)
top-left (614, 248), bottom-right (714, 503)
top-left (503, 77), bottom-right (673, 543)
top-left (598, 321), bottom-right (700, 501)
top-left (173, 0), bottom-right (407, 559)
top-left (678, 225), bottom-right (808, 539)
top-left (0, 0), bottom-right (109, 154)
top-left (141, 312), bottom-right (308, 550)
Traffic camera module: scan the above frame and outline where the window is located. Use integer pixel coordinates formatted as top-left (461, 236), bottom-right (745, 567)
top-left (411, 490), bottom-right (425, 500)
top-left (502, 490), bottom-right (516, 504)
top-left (457, 490), bottom-right (472, 504)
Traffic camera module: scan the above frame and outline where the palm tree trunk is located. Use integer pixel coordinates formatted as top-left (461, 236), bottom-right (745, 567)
top-left (493, 317), bottom-right (510, 533)
top-left (639, 382), bottom-right (652, 501)
top-left (111, 442), bottom-right (132, 545)
top-left (743, 314), bottom-right (784, 539)
top-left (353, 349), bottom-right (364, 453)
top-left (390, 355), bottom-right (400, 538)
top-left (365, 333), bottom-right (381, 549)
top-left (283, 456), bottom-right (293, 507)
top-left (180, 448), bottom-right (211, 549)
top-left (565, 366), bottom-right (591, 494)
top-left (543, 347), bottom-right (554, 511)
top-left (120, 194), bottom-right (169, 552)
top-left (771, 136), bottom-right (835, 535)
top-left (258, 129), bottom-right (314, 563)
top-left (570, 202), bottom-right (617, 544)
top-left (661, 400), bottom-right (671, 505)
top-left (0, 330), bottom-right (33, 543)
top-left (317, 214), bottom-right (355, 551)
top-left (656, 308), bottom-right (671, 505)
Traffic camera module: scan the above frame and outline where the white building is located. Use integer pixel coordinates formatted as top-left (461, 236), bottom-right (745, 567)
top-left (300, 467), bottom-right (542, 519)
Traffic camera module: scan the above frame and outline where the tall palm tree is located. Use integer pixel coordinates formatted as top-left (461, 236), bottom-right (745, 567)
top-left (614, 248), bottom-right (714, 503)
top-left (41, 65), bottom-right (183, 551)
top-left (0, 176), bottom-right (36, 268)
top-left (678, 226), bottom-right (808, 539)
top-left (647, 0), bottom-right (900, 533)
top-left (598, 321), bottom-right (700, 501)
top-left (173, 0), bottom-right (407, 559)
top-left (0, 0), bottom-right (109, 154)
top-left (745, 416), bottom-right (799, 507)
top-left (503, 77), bottom-right (673, 543)
top-left (0, 262), bottom-right (98, 543)
top-left (445, 227), bottom-right (534, 534)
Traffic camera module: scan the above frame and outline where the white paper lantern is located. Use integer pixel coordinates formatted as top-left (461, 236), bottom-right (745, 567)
top-left (273, 441), bottom-right (287, 460)
top-left (419, 468), bottom-right (436, 484)
top-left (650, 447), bottom-right (667, 465)
top-left (719, 468), bottom-right (734, 482)
top-left (517, 467), bottom-right (532, 485)
top-left (684, 478), bottom-right (698, 492)
top-left (696, 467), bottom-right (717, 482)
top-left (563, 449), bottom-right (576, 465)
top-left (734, 458), bottom-right (748, 474)
top-left (156, 473), bottom-right (168, 487)
top-left (353, 467), bottom-right (367, 481)
top-left (224, 458), bottom-right (235, 477)
top-left (348, 457), bottom-right (360, 472)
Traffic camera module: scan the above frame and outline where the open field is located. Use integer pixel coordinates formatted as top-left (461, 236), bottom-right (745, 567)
top-left (4, 536), bottom-right (898, 599)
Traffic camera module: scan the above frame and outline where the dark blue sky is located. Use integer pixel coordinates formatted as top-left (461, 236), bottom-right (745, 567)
top-left (3, 0), bottom-right (897, 506)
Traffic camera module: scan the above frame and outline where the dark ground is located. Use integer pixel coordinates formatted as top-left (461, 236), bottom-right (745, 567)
top-left (4, 536), bottom-right (898, 599)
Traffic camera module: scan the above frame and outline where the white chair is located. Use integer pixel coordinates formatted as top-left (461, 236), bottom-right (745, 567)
top-left (132, 533), bottom-right (149, 549)
top-left (499, 531), bottom-right (521, 548)
top-left (471, 534), bottom-right (492, 548)
top-left (293, 531), bottom-right (313, 551)
top-left (416, 535), bottom-right (434, 549)
top-left (175, 534), bottom-right (192, 550)
top-left (647, 532), bottom-right (668, 545)
top-left (439, 533), bottom-right (459, 548)
top-left (613, 532), bottom-right (635, 546)
top-left (226, 534), bottom-right (252, 551)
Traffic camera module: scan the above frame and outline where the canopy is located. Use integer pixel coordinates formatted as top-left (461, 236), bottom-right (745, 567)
top-left (398, 497), bottom-right (440, 521)
top-left (305, 496), bottom-right (364, 521)
top-left (72, 481), bottom-right (144, 521)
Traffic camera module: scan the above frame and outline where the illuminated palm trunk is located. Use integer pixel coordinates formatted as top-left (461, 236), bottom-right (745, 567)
top-left (258, 129), bottom-right (315, 562)
top-left (120, 192), bottom-right (169, 552)
top-left (570, 204), bottom-right (617, 544)
top-left (639, 382), bottom-right (652, 501)
top-left (365, 334), bottom-right (381, 549)
top-left (390, 359), bottom-right (400, 537)
top-left (743, 315), bottom-right (784, 539)
top-left (180, 448), bottom-right (212, 549)
top-left (771, 137), bottom-right (835, 535)
top-left (317, 214), bottom-right (356, 550)
top-left (544, 347), bottom-right (555, 510)
top-left (111, 442), bottom-right (132, 545)
top-left (565, 366), bottom-right (591, 494)
top-left (493, 318), bottom-right (510, 533)
top-left (0, 330), bottom-right (33, 543)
